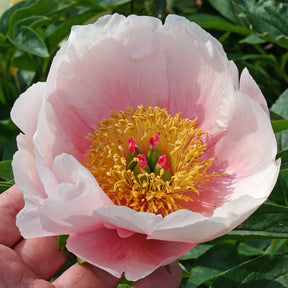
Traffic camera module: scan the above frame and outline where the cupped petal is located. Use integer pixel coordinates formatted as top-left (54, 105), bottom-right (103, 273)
top-left (39, 153), bottom-right (114, 235)
top-left (239, 68), bottom-right (269, 116)
top-left (210, 92), bottom-right (277, 177)
top-left (67, 228), bottom-right (194, 281)
top-left (149, 160), bottom-right (280, 243)
top-left (162, 15), bottom-right (236, 143)
top-left (10, 82), bottom-right (45, 138)
top-left (46, 14), bottom-right (170, 154)
top-left (93, 206), bottom-right (162, 236)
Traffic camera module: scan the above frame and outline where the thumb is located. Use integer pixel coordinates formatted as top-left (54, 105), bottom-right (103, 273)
top-left (130, 262), bottom-right (182, 288)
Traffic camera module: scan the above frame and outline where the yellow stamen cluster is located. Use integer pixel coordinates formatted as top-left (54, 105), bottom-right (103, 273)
top-left (85, 105), bottom-right (217, 216)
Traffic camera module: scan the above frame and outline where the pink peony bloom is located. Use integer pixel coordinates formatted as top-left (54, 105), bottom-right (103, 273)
top-left (11, 14), bottom-right (280, 281)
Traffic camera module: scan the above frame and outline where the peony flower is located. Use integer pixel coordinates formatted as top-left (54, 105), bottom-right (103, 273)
top-left (11, 14), bottom-right (280, 281)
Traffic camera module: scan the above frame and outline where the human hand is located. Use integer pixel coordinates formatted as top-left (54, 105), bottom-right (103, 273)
top-left (0, 186), bottom-right (182, 288)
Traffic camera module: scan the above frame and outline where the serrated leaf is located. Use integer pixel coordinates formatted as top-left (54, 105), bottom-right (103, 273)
top-left (210, 255), bottom-right (288, 288)
top-left (235, 0), bottom-right (288, 49)
top-left (9, 26), bottom-right (49, 57)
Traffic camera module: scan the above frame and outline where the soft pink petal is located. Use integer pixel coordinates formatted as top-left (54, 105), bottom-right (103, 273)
top-left (46, 14), bottom-right (169, 154)
top-left (239, 68), bottom-right (269, 116)
top-left (39, 154), bottom-right (114, 235)
top-left (210, 92), bottom-right (277, 177)
top-left (163, 15), bottom-right (236, 143)
top-left (149, 160), bottom-right (280, 243)
top-left (10, 82), bottom-right (45, 137)
top-left (93, 206), bottom-right (162, 236)
top-left (67, 228), bottom-right (194, 281)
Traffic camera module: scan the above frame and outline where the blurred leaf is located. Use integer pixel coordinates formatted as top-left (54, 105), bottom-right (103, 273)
top-left (235, 0), bottom-right (288, 49)
top-left (145, 0), bottom-right (167, 18)
top-left (46, 8), bottom-right (104, 53)
top-left (0, 181), bottom-right (13, 193)
top-left (264, 239), bottom-right (288, 256)
top-left (219, 203), bottom-right (288, 240)
top-left (180, 244), bottom-right (214, 260)
top-left (9, 25), bottom-right (49, 57)
top-left (0, 160), bottom-right (13, 193)
top-left (270, 111), bottom-right (285, 121)
top-left (186, 13), bottom-right (249, 35)
top-left (210, 254), bottom-right (288, 288)
top-left (6, 0), bottom-right (50, 37)
top-left (237, 242), bottom-right (264, 257)
top-left (97, 0), bottom-right (131, 7)
top-left (277, 149), bottom-right (288, 166)
top-left (208, 0), bottom-right (243, 25)
top-left (272, 120), bottom-right (288, 134)
top-left (0, 0), bottom-right (36, 34)
top-left (271, 89), bottom-right (288, 151)
top-left (240, 33), bottom-right (266, 44)
top-left (269, 173), bottom-right (288, 206)
top-left (11, 50), bottom-right (40, 71)
top-left (186, 243), bottom-right (247, 288)
top-left (0, 160), bottom-right (13, 182)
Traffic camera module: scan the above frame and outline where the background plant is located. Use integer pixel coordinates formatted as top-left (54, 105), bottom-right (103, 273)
top-left (0, 0), bottom-right (288, 287)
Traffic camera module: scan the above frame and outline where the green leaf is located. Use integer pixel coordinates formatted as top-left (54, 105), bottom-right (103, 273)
top-left (0, 181), bottom-right (13, 193)
top-left (180, 244), bottom-right (214, 260)
top-left (46, 9), bottom-right (104, 53)
top-left (272, 120), bottom-right (288, 134)
top-left (0, 160), bottom-right (13, 182)
top-left (271, 89), bottom-right (288, 152)
top-left (270, 111), bottom-right (284, 121)
top-left (58, 235), bottom-right (69, 250)
top-left (186, 243), bottom-right (247, 288)
top-left (208, 0), bottom-right (243, 25)
top-left (235, 0), bottom-right (288, 49)
top-left (186, 13), bottom-right (249, 36)
top-left (269, 173), bottom-right (288, 206)
top-left (7, 0), bottom-right (50, 37)
top-left (239, 33), bottom-right (266, 44)
top-left (97, 0), bottom-right (131, 7)
top-left (264, 239), bottom-right (288, 256)
top-left (0, 0), bottom-right (36, 34)
top-left (219, 203), bottom-right (288, 240)
top-left (9, 26), bottom-right (49, 57)
top-left (210, 255), bottom-right (288, 288)
top-left (277, 149), bottom-right (288, 166)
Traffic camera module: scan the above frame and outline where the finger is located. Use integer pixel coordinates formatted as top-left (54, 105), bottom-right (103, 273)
top-left (0, 185), bottom-right (24, 247)
top-left (131, 263), bottom-right (182, 288)
top-left (53, 262), bottom-right (121, 288)
top-left (14, 236), bottom-right (67, 280)
top-left (0, 244), bottom-right (53, 288)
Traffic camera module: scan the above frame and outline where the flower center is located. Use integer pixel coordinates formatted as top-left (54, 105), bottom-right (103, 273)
top-left (85, 105), bottom-right (220, 216)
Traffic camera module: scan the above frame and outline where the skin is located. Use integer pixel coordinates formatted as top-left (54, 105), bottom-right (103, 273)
top-left (0, 185), bottom-right (182, 288)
